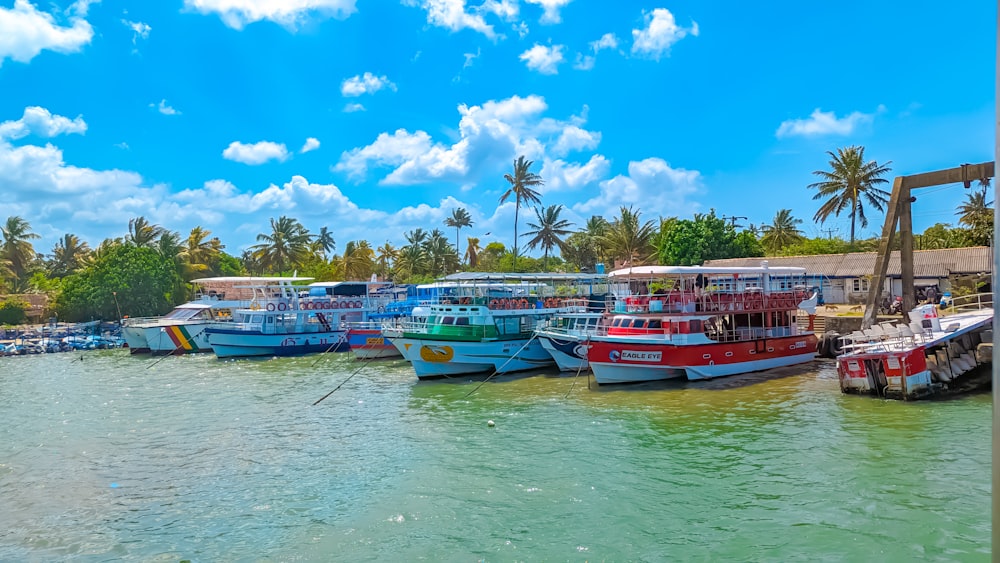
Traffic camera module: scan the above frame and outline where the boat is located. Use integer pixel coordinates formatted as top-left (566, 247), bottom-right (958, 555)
top-left (121, 277), bottom-right (290, 355)
top-left (587, 264), bottom-right (820, 384)
top-left (533, 299), bottom-right (607, 372)
top-left (835, 295), bottom-right (993, 399)
top-left (389, 273), bottom-right (609, 379)
top-left (206, 280), bottom-right (398, 359)
top-left (345, 285), bottom-right (419, 359)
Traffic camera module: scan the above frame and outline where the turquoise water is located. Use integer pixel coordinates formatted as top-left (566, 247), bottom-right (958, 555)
top-left (0, 351), bottom-right (990, 561)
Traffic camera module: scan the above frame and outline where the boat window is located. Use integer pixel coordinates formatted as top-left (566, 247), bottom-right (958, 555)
top-left (689, 320), bottom-right (702, 332)
top-left (251, 315), bottom-right (263, 323)
top-left (633, 319), bottom-right (646, 329)
top-left (163, 308), bottom-right (202, 320)
top-left (612, 318), bottom-right (624, 327)
top-left (441, 316), bottom-right (455, 325)
top-left (455, 317), bottom-right (469, 326)
top-left (648, 320), bottom-right (662, 329)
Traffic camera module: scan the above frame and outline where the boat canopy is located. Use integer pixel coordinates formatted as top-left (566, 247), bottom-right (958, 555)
top-left (442, 272), bottom-right (607, 283)
top-left (607, 265), bottom-right (807, 278)
top-left (190, 276), bottom-right (314, 283)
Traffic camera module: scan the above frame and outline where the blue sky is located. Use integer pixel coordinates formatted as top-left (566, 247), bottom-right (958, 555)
top-left (1, 0), bottom-right (995, 259)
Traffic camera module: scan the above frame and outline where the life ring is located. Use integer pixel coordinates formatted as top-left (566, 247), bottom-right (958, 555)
top-left (277, 302), bottom-right (287, 311)
top-left (490, 299), bottom-right (500, 309)
top-left (378, 305), bottom-right (385, 313)
top-left (250, 302), bottom-right (261, 311)
top-left (325, 302), bottom-right (333, 310)
top-left (355, 301), bottom-right (363, 309)
top-left (330, 301), bottom-right (339, 309)
top-left (519, 299), bottom-right (529, 309)
top-left (266, 303), bottom-right (276, 311)
top-left (306, 302), bottom-right (315, 310)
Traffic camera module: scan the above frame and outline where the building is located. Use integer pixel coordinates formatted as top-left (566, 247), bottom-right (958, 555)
top-left (704, 246), bottom-right (992, 304)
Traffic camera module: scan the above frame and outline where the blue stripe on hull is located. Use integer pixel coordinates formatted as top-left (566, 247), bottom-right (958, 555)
top-left (213, 342), bottom-right (349, 358)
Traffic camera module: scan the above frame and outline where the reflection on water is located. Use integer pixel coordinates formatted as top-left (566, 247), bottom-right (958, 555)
top-left (0, 352), bottom-right (990, 561)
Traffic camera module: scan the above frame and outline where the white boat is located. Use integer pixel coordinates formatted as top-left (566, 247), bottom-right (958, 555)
top-left (587, 264), bottom-right (820, 384)
top-left (534, 300), bottom-right (606, 372)
top-left (389, 273), bottom-right (609, 379)
top-left (121, 277), bottom-right (296, 355)
top-left (836, 295), bottom-right (993, 399)
top-left (206, 280), bottom-right (398, 359)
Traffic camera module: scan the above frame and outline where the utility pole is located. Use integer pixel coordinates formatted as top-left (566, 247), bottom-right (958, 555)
top-left (821, 228), bottom-right (836, 239)
top-left (722, 215), bottom-right (747, 228)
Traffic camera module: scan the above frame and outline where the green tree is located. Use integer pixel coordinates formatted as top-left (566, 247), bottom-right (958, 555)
top-left (55, 244), bottom-right (178, 322)
top-left (0, 298), bottom-right (28, 325)
top-left (250, 216), bottom-right (312, 274)
top-left (425, 229), bottom-right (459, 276)
top-left (340, 240), bottom-right (375, 280)
top-left (1, 216), bottom-right (40, 291)
top-left (49, 233), bottom-right (91, 278)
top-left (956, 184), bottom-right (993, 246)
top-left (522, 204), bottom-right (573, 270)
top-left (376, 242), bottom-right (397, 280)
top-left (760, 209), bottom-right (805, 254)
top-left (601, 206), bottom-right (657, 267)
top-left (313, 226), bottom-right (336, 259)
top-left (127, 216), bottom-right (167, 247)
top-left (444, 208), bottom-right (473, 255)
top-left (657, 210), bottom-right (763, 265)
top-left (499, 155), bottom-right (544, 270)
top-left (808, 145), bottom-right (892, 247)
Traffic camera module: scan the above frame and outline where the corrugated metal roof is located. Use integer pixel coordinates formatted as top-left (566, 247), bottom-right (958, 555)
top-left (703, 246), bottom-right (992, 278)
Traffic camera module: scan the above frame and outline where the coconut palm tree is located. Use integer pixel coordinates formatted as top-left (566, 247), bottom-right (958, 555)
top-left (376, 242), bottom-right (397, 279)
top-left (444, 208), bottom-right (473, 254)
top-left (49, 233), bottom-right (91, 278)
top-left (499, 155), bottom-right (544, 270)
top-left (600, 206), bottom-right (656, 267)
top-left (956, 182), bottom-right (993, 246)
top-left (808, 146), bottom-right (892, 247)
top-left (314, 226), bottom-right (336, 259)
top-left (1, 216), bottom-right (40, 289)
top-left (127, 216), bottom-right (167, 247)
top-left (760, 209), bottom-right (805, 254)
top-left (250, 216), bottom-right (312, 274)
top-left (395, 244), bottom-right (428, 279)
top-left (522, 205), bottom-right (573, 270)
top-left (425, 229), bottom-right (459, 276)
top-left (464, 237), bottom-right (482, 269)
top-left (584, 215), bottom-right (609, 265)
top-left (179, 226), bottom-right (222, 278)
top-left (341, 240), bottom-right (375, 280)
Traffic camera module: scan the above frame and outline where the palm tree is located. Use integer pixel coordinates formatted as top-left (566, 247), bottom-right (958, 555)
top-left (395, 244), bottom-right (428, 279)
top-left (444, 208), bottom-right (473, 255)
top-left (808, 146), bottom-right (892, 247)
top-left (250, 216), bottom-right (312, 274)
top-left (179, 226), bottom-right (222, 278)
top-left (314, 226), bottom-right (336, 259)
top-left (464, 236), bottom-right (482, 269)
top-left (425, 229), bottom-right (459, 276)
top-left (341, 240), bottom-right (375, 280)
top-left (127, 216), bottom-right (166, 247)
top-left (600, 206), bottom-right (656, 267)
top-left (584, 215), bottom-right (609, 265)
top-left (499, 155), bottom-right (544, 270)
top-left (956, 182), bottom-right (993, 246)
top-left (760, 209), bottom-right (805, 254)
top-left (376, 242), bottom-right (397, 279)
top-left (1, 216), bottom-right (40, 288)
top-left (49, 233), bottom-right (91, 278)
top-left (522, 205), bottom-right (573, 270)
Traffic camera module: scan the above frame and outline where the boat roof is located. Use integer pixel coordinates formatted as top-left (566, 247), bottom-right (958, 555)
top-left (442, 272), bottom-right (607, 282)
top-left (190, 276), bottom-right (314, 283)
top-left (308, 281), bottom-right (391, 287)
top-left (608, 265), bottom-right (807, 278)
top-left (176, 303), bottom-right (213, 309)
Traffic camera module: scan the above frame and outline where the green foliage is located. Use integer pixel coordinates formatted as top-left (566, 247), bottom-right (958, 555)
top-left (657, 210), bottom-right (763, 265)
top-left (54, 244), bottom-right (179, 322)
top-left (214, 252), bottom-right (244, 276)
top-left (560, 231), bottom-right (599, 272)
top-left (28, 271), bottom-right (61, 292)
top-left (776, 237), bottom-right (854, 256)
top-left (0, 298), bottom-right (28, 324)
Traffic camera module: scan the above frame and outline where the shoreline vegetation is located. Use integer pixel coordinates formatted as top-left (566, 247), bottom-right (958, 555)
top-left (1, 148), bottom-right (993, 324)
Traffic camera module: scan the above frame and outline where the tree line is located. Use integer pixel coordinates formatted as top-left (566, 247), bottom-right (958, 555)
top-left (0, 146), bottom-right (993, 322)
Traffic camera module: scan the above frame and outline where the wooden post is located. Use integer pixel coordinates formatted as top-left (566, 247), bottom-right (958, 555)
top-left (862, 176), bottom-right (902, 329)
top-left (899, 183), bottom-right (915, 313)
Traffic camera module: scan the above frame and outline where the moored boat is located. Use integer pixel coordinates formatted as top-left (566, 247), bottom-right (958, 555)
top-left (587, 264), bottom-right (819, 384)
top-left (534, 299), bottom-right (606, 372)
top-left (836, 295), bottom-right (993, 399)
top-left (389, 273), bottom-right (608, 379)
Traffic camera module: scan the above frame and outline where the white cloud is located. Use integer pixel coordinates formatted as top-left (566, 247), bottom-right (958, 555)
top-left (222, 141), bottom-right (290, 165)
top-left (123, 19), bottom-right (151, 44)
top-left (404, 0), bottom-right (498, 39)
top-left (525, 0), bottom-right (571, 24)
top-left (340, 72), bottom-right (397, 97)
top-left (519, 44), bottom-right (564, 75)
top-left (0, 106), bottom-right (87, 141)
top-left (574, 157), bottom-right (702, 218)
top-left (0, 0), bottom-right (94, 67)
top-left (631, 8), bottom-right (698, 60)
top-left (463, 47), bottom-right (481, 68)
top-left (343, 103), bottom-right (366, 113)
top-left (151, 99), bottom-right (180, 116)
top-left (481, 0), bottom-right (518, 20)
top-left (300, 137), bottom-right (320, 153)
top-left (573, 54), bottom-right (594, 70)
top-left (335, 94), bottom-right (601, 189)
top-left (591, 32), bottom-right (618, 52)
top-left (776, 107), bottom-right (883, 138)
top-left (541, 155), bottom-right (610, 192)
top-left (183, 0), bottom-right (357, 30)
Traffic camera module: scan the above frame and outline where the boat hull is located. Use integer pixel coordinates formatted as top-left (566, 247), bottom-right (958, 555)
top-left (142, 323), bottom-right (214, 355)
top-left (588, 334), bottom-right (818, 384)
top-left (392, 337), bottom-right (555, 379)
top-left (347, 328), bottom-right (401, 359)
top-left (121, 325), bottom-right (150, 354)
top-left (206, 328), bottom-right (348, 358)
top-left (537, 334), bottom-right (590, 372)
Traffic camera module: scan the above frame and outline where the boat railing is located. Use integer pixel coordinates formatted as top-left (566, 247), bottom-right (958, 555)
top-left (941, 292), bottom-right (993, 314)
top-left (613, 290), bottom-right (812, 314)
top-left (400, 320), bottom-right (493, 339)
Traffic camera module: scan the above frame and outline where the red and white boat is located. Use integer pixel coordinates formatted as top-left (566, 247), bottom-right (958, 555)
top-left (587, 264), bottom-right (819, 384)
